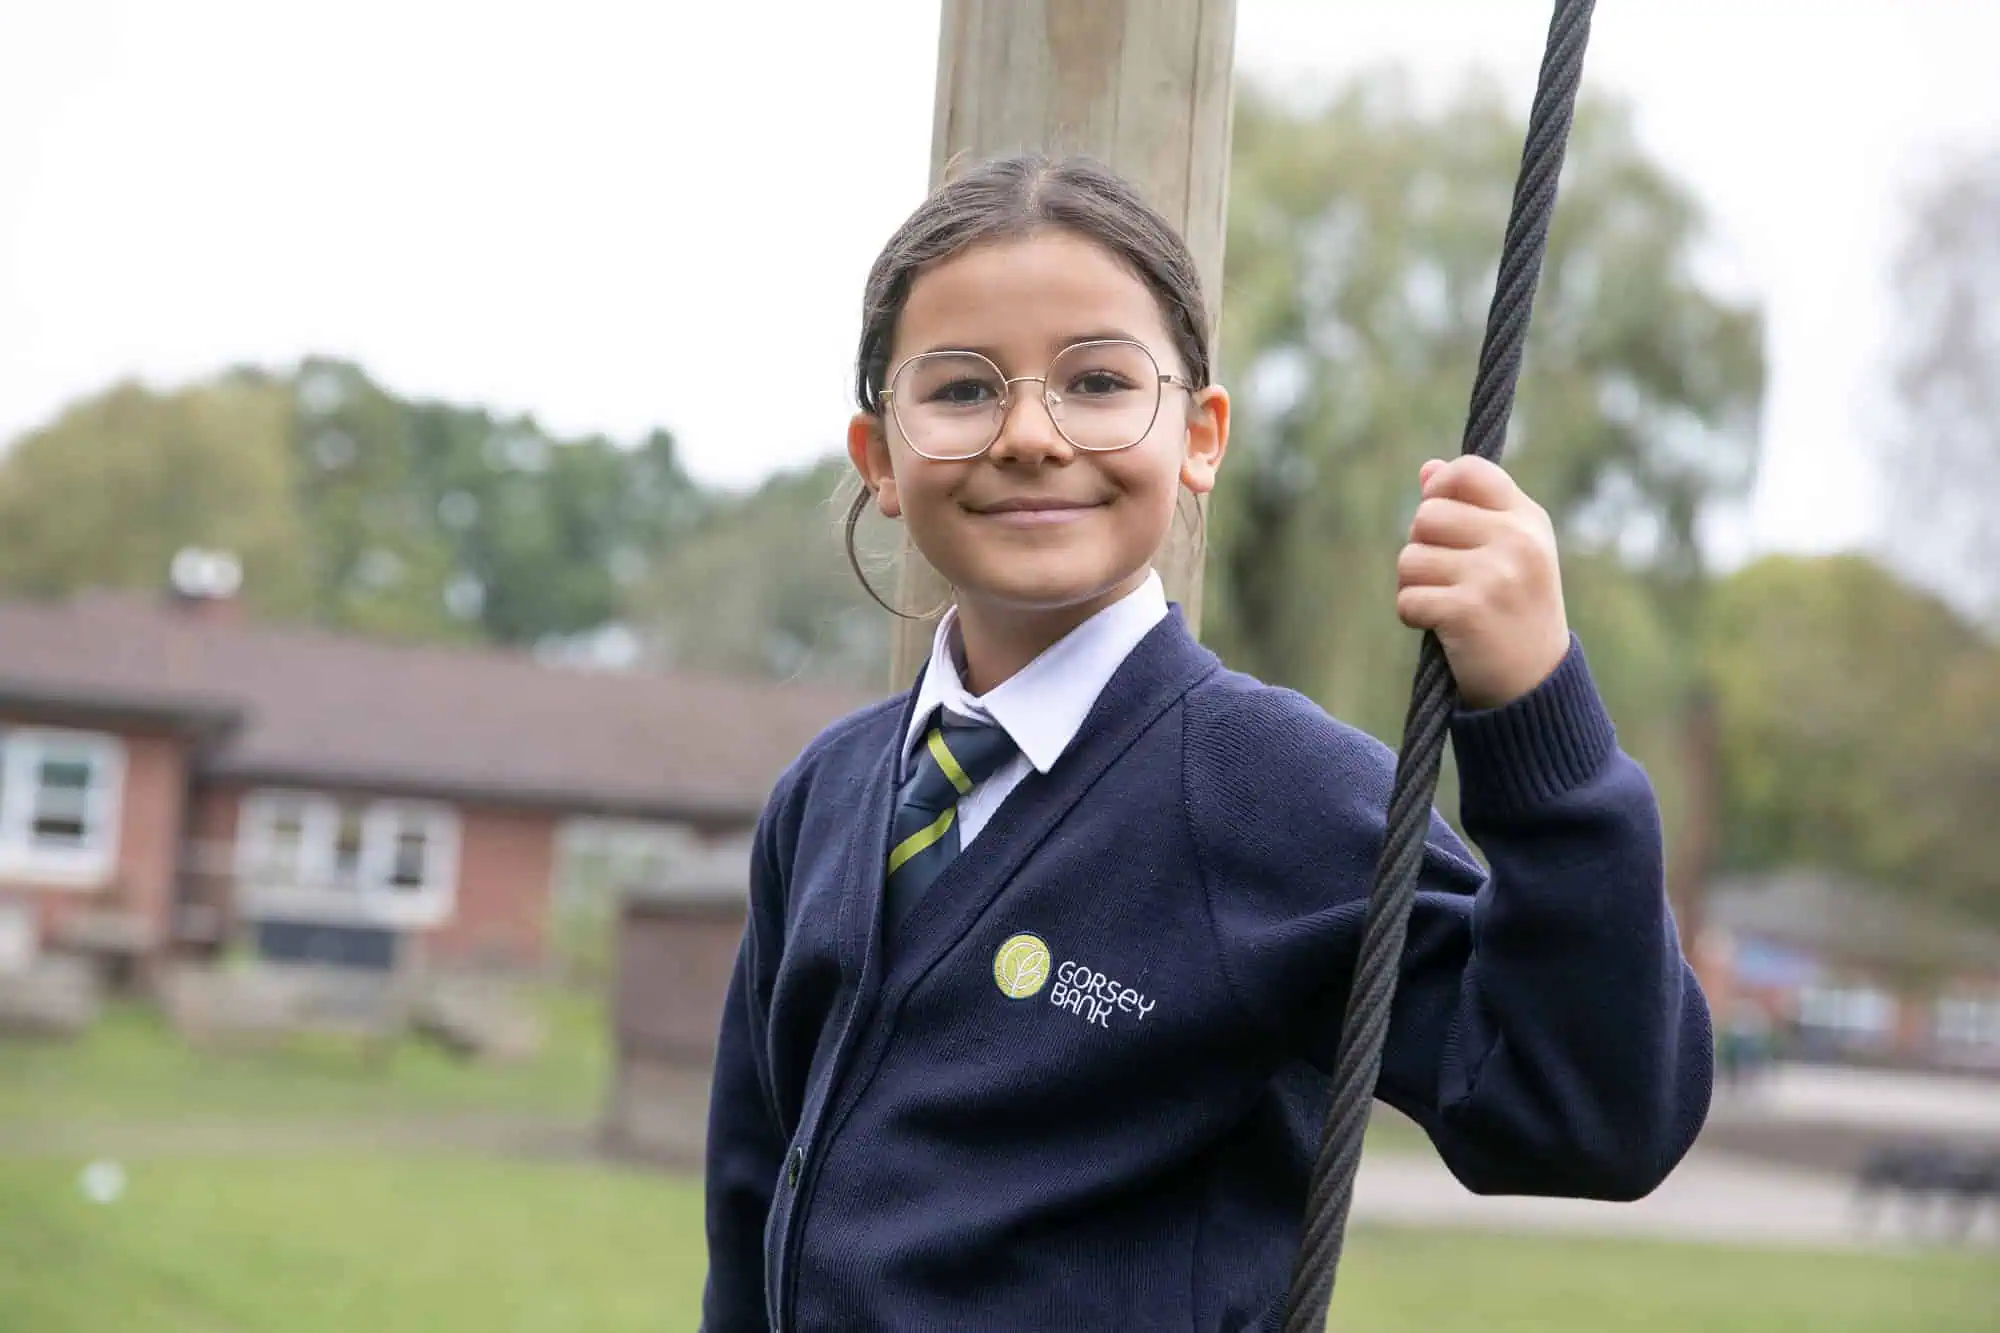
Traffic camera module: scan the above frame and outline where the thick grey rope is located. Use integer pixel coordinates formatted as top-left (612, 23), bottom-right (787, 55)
top-left (1280, 2), bottom-right (1598, 1327)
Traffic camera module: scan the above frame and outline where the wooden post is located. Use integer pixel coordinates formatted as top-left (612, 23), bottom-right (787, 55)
top-left (889, 0), bottom-right (1238, 685)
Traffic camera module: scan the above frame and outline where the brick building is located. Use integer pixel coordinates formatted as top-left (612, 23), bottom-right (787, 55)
top-left (0, 575), bottom-right (867, 984)
top-left (1698, 870), bottom-right (2000, 1075)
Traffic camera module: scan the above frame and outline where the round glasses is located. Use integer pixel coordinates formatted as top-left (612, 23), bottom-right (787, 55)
top-left (881, 338), bottom-right (1195, 462)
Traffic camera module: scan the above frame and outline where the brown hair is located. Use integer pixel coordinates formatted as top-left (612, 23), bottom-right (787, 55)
top-left (844, 153), bottom-right (1215, 617)
top-left (855, 153), bottom-right (1213, 413)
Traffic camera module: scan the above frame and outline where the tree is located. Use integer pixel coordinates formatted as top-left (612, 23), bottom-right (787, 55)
top-left (626, 457), bottom-right (891, 690)
top-left (1876, 148), bottom-right (2000, 630)
top-left (288, 360), bottom-right (470, 642)
top-left (0, 357), bottom-right (703, 650)
top-left (1203, 72), bottom-right (1764, 921)
top-left (1703, 553), bottom-right (2000, 926)
top-left (1895, 650), bottom-right (2000, 926)
top-left (0, 374), bottom-right (315, 618)
top-left (1208, 73), bottom-right (1765, 751)
top-left (293, 357), bottom-right (704, 648)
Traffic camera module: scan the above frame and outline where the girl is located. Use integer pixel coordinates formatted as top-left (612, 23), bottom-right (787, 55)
top-left (701, 154), bottom-right (1712, 1333)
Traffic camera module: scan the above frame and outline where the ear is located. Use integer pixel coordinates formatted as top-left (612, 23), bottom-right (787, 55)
top-left (847, 411), bottom-right (902, 518)
top-left (1178, 385), bottom-right (1230, 495)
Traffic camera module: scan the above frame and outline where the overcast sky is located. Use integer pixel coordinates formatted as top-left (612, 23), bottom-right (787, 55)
top-left (2, 1), bottom-right (1993, 567)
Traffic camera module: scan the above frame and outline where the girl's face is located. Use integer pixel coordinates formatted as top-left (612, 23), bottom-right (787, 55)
top-left (849, 229), bottom-right (1228, 630)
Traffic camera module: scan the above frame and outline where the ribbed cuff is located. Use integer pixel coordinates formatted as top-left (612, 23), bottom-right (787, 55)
top-left (1450, 634), bottom-right (1617, 822)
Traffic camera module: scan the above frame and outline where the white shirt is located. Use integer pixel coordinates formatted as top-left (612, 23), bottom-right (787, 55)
top-left (901, 570), bottom-right (1169, 848)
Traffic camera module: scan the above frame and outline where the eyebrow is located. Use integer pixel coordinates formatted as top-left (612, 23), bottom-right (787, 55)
top-left (915, 329), bottom-right (1150, 361)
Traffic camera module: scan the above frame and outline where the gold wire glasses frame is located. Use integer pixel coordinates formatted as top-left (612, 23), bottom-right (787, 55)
top-left (880, 338), bottom-right (1196, 462)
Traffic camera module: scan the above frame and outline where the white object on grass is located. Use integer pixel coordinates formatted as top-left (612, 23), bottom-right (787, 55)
top-left (79, 1160), bottom-right (126, 1204)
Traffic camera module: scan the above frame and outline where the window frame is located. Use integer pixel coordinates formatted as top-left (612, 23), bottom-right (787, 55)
top-left (0, 727), bottom-right (126, 886)
top-left (1795, 981), bottom-right (1898, 1042)
top-left (234, 788), bottom-right (460, 928)
top-left (1934, 993), bottom-right (2000, 1050)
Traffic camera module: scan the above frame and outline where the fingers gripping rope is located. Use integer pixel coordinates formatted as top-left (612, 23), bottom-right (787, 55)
top-left (1279, 3), bottom-right (1598, 1328)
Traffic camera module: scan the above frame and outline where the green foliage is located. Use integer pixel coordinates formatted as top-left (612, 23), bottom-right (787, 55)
top-left (0, 374), bottom-right (315, 621)
top-left (1207, 73), bottom-right (1764, 750)
top-left (291, 357), bottom-right (703, 646)
top-left (0, 358), bottom-right (702, 649)
top-left (287, 361), bottom-right (473, 642)
top-left (1704, 553), bottom-right (2000, 924)
top-left (627, 457), bottom-right (891, 689)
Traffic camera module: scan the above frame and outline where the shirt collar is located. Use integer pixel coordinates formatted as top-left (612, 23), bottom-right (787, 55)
top-left (902, 570), bottom-right (1169, 776)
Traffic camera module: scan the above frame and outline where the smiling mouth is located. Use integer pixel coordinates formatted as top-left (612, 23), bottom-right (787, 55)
top-left (965, 499), bottom-right (1108, 526)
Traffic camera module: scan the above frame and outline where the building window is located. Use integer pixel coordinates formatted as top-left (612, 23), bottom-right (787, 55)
top-left (0, 728), bottom-right (124, 883)
top-left (235, 791), bottom-right (459, 926)
top-left (244, 792), bottom-right (314, 882)
top-left (331, 803), bottom-right (367, 887)
top-left (1935, 995), bottom-right (2000, 1050)
top-left (1796, 983), bottom-right (1897, 1038)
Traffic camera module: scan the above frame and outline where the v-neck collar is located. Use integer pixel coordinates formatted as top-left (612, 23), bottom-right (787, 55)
top-left (834, 605), bottom-right (1221, 1012)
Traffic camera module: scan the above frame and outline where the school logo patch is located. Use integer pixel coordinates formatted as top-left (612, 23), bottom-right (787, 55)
top-left (992, 933), bottom-right (1052, 1000)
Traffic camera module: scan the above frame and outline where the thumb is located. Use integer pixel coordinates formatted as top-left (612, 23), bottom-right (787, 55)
top-left (1419, 458), bottom-right (1449, 491)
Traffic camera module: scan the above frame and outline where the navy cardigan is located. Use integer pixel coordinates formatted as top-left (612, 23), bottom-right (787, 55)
top-left (700, 611), bottom-right (1713, 1332)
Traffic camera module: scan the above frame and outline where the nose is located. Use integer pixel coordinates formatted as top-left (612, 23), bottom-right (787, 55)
top-left (988, 380), bottom-right (1072, 465)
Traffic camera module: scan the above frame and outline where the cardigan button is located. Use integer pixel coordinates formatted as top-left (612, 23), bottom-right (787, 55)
top-left (787, 1145), bottom-right (804, 1188)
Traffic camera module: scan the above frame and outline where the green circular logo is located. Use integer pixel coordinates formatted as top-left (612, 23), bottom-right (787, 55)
top-left (993, 933), bottom-right (1052, 1000)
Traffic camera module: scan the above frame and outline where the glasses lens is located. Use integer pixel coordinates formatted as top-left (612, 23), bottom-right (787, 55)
top-left (890, 352), bottom-right (1006, 459)
top-left (1047, 341), bottom-right (1163, 452)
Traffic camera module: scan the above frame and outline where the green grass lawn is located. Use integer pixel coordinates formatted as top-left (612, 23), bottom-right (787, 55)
top-left (0, 1153), bottom-right (1991, 1332)
top-left (0, 990), bottom-right (609, 1126)
top-left (3, 993), bottom-right (1993, 1331)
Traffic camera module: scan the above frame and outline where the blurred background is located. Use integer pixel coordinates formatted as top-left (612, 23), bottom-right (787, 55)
top-left (1, 1), bottom-right (1995, 1329)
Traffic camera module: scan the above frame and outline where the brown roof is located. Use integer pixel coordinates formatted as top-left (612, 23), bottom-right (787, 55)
top-left (0, 591), bottom-right (881, 821)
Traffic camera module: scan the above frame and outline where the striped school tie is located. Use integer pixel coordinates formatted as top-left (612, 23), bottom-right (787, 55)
top-left (884, 714), bottom-right (1019, 930)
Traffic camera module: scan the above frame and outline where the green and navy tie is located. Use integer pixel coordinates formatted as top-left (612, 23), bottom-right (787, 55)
top-left (884, 714), bottom-right (1019, 930)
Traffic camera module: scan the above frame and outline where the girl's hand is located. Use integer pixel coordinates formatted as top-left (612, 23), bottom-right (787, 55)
top-left (1395, 456), bottom-right (1571, 710)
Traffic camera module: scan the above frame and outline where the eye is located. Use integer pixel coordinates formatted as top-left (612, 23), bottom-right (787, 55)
top-left (1065, 369), bottom-right (1139, 399)
top-left (924, 377), bottom-right (1000, 408)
